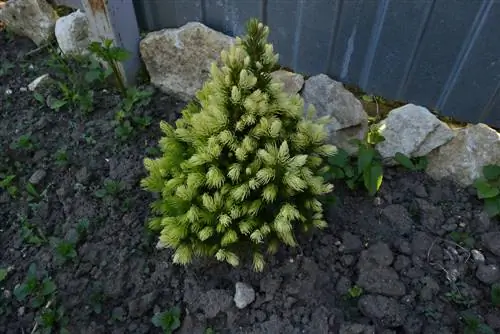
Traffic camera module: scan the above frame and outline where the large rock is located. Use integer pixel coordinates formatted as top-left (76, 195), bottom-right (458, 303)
top-left (0, 0), bottom-right (57, 46)
top-left (375, 104), bottom-right (454, 163)
top-left (426, 123), bottom-right (500, 186)
top-left (302, 74), bottom-right (368, 152)
top-left (140, 22), bottom-right (234, 100)
top-left (271, 69), bottom-right (304, 96)
top-left (55, 10), bottom-right (91, 56)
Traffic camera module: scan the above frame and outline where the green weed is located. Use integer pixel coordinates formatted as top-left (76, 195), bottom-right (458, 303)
top-left (151, 306), bottom-right (182, 334)
top-left (474, 164), bottom-right (500, 217)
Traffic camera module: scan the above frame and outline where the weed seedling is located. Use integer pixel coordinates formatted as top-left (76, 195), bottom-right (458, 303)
top-left (76, 218), bottom-right (90, 241)
top-left (491, 283), bottom-right (500, 307)
top-left (53, 148), bottom-right (70, 167)
top-left (0, 173), bottom-right (18, 197)
top-left (347, 285), bottom-right (363, 299)
top-left (151, 306), bottom-right (181, 334)
top-left (94, 179), bottom-right (125, 199)
top-left (461, 312), bottom-right (494, 334)
top-left (10, 133), bottom-right (34, 151)
top-left (13, 263), bottom-right (56, 308)
top-left (35, 302), bottom-right (69, 334)
top-left (324, 125), bottom-right (385, 196)
top-left (474, 164), bottom-right (500, 217)
top-left (0, 267), bottom-right (8, 282)
top-left (88, 39), bottom-right (130, 96)
top-left (394, 152), bottom-right (428, 171)
top-left (50, 237), bottom-right (77, 264)
top-left (19, 215), bottom-right (47, 246)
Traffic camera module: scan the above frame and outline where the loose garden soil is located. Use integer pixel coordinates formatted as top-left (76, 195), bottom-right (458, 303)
top-left (1, 30), bottom-right (500, 334)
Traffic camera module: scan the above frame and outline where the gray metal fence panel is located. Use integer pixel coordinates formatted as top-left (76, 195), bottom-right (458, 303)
top-left (133, 0), bottom-right (500, 128)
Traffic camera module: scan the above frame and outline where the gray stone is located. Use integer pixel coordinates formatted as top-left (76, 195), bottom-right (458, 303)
top-left (234, 282), bottom-right (255, 309)
top-left (75, 167), bottom-right (90, 184)
top-left (302, 73), bottom-right (368, 138)
top-left (335, 276), bottom-right (352, 295)
top-left (0, 0), bottom-right (57, 46)
top-left (419, 276), bottom-right (440, 301)
top-left (55, 10), bottom-right (91, 56)
top-left (483, 232), bottom-right (500, 256)
top-left (358, 242), bottom-right (394, 268)
top-left (375, 104), bottom-right (454, 164)
top-left (339, 323), bottom-right (375, 334)
top-left (476, 264), bottom-right (500, 284)
top-left (358, 295), bottom-right (404, 327)
top-left (127, 291), bottom-right (157, 318)
top-left (357, 267), bottom-right (406, 297)
top-left (414, 199), bottom-right (445, 232)
top-left (340, 232), bottom-right (363, 253)
top-left (471, 249), bottom-right (485, 264)
top-left (427, 123), bottom-right (500, 187)
top-left (140, 22), bottom-right (234, 100)
top-left (329, 124), bottom-right (369, 156)
top-left (381, 204), bottom-right (414, 235)
top-left (393, 255), bottom-right (411, 272)
top-left (270, 70), bottom-right (304, 96)
top-left (29, 169), bottom-right (46, 185)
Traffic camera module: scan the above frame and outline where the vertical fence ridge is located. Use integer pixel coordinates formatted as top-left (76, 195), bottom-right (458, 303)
top-left (291, 0), bottom-right (305, 70)
top-left (396, 0), bottom-right (436, 100)
top-left (326, 0), bottom-right (344, 75)
top-left (436, 0), bottom-right (494, 109)
top-left (359, 0), bottom-right (389, 89)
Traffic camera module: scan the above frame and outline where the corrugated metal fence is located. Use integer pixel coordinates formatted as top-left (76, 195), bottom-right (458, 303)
top-left (133, 0), bottom-right (500, 128)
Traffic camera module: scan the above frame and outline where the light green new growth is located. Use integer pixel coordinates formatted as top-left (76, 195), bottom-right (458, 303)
top-left (141, 18), bottom-right (336, 271)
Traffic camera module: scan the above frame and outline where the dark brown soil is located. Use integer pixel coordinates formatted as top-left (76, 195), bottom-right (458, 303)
top-left (1, 30), bottom-right (499, 334)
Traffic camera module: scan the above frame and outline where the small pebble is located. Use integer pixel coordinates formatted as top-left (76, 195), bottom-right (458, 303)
top-left (5, 88), bottom-right (13, 95)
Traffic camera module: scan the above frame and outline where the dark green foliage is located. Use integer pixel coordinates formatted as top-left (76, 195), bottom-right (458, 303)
top-left (13, 263), bottom-right (56, 308)
top-left (474, 164), bottom-right (500, 217)
top-left (491, 283), bottom-right (500, 307)
top-left (151, 306), bottom-right (182, 334)
top-left (324, 125), bottom-right (384, 196)
top-left (394, 152), bottom-right (428, 171)
top-left (461, 312), bottom-right (494, 334)
top-left (50, 237), bottom-right (77, 264)
top-left (141, 19), bottom-right (335, 271)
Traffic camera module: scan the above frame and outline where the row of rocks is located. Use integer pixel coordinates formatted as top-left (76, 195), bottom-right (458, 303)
top-left (139, 22), bottom-right (500, 188)
top-left (3, 2), bottom-right (499, 187)
top-left (0, 0), bottom-right (92, 55)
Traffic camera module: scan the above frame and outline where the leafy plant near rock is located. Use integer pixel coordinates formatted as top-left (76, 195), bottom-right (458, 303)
top-left (394, 152), bottom-right (428, 172)
top-left (141, 18), bottom-right (335, 271)
top-left (324, 125), bottom-right (384, 196)
top-left (474, 164), bottom-right (500, 217)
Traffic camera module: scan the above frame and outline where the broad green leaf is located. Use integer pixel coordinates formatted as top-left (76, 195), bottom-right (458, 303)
top-left (357, 146), bottom-right (375, 174)
top-left (41, 278), bottom-right (56, 296)
top-left (48, 97), bottom-right (67, 111)
top-left (484, 198), bottom-right (500, 217)
top-left (474, 178), bottom-right (500, 199)
top-left (364, 164), bottom-right (383, 196)
top-left (394, 152), bottom-right (415, 170)
top-left (0, 268), bottom-right (8, 282)
top-left (328, 149), bottom-right (349, 167)
top-left (361, 95), bottom-right (373, 102)
top-left (483, 165), bottom-right (500, 181)
top-left (33, 92), bottom-right (45, 104)
top-left (491, 283), bottom-right (500, 307)
top-left (14, 284), bottom-right (30, 301)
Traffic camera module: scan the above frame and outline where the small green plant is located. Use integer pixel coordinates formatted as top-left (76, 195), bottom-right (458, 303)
top-left (151, 306), bottom-right (182, 334)
top-left (35, 302), bottom-right (70, 334)
top-left (53, 148), bottom-right (70, 167)
top-left (461, 312), bottom-right (494, 334)
top-left (491, 283), bottom-right (500, 307)
top-left (26, 182), bottom-right (41, 201)
top-left (76, 218), bottom-right (90, 240)
top-left (114, 87), bottom-right (154, 141)
top-left (347, 285), bottom-right (363, 298)
top-left (394, 152), bottom-right (428, 171)
top-left (13, 263), bottom-right (56, 308)
top-left (50, 238), bottom-right (77, 264)
top-left (324, 125), bottom-right (384, 196)
top-left (94, 179), bottom-right (125, 199)
top-left (0, 61), bottom-right (14, 77)
top-left (88, 39), bottom-right (130, 96)
top-left (448, 231), bottom-right (475, 248)
top-left (0, 267), bottom-right (8, 282)
top-left (20, 215), bottom-right (47, 246)
top-left (204, 328), bottom-right (216, 334)
top-left (474, 164), bottom-right (500, 217)
top-left (0, 173), bottom-right (18, 197)
top-left (10, 133), bottom-right (34, 150)
top-left (444, 284), bottom-right (477, 308)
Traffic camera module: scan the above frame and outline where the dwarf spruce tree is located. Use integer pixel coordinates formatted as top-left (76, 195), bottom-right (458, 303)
top-left (141, 19), bottom-right (336, 271)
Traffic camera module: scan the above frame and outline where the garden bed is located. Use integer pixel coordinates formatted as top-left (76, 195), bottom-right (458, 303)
top-left (1, 29), bottom-right (499, 334)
